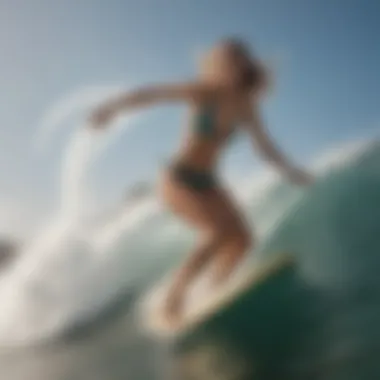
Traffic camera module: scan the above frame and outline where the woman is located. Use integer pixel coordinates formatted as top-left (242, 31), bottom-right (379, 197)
top-left (90, 38), bottom-right (312, 322)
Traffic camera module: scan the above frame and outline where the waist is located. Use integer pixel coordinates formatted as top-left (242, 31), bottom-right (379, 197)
top-left (167, 160), bottom-right (219, 191)
top-left (177, 136), bottom-right (222, 167)
top-left (169, 154), bottom-right (217, 174)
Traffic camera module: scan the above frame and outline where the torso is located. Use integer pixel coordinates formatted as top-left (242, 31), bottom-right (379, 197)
top-left (175, 95), bottom-right (246, 172)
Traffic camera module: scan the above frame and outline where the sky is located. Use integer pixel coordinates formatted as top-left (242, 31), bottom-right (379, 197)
top-left (0, 0), bottom-right (379, 235)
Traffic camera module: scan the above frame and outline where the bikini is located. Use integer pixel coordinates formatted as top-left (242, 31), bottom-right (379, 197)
top-left (170, 105), bottom-right (235, 192)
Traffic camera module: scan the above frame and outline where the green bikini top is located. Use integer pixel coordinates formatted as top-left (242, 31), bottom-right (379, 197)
top-left (194, 105), bottom-right (237, 141)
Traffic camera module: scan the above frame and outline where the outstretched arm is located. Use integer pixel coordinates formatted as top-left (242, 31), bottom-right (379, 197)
top-left (243, 105), bottom-right (313, 186)
top-left (89, 82), bottom-right (216, 128)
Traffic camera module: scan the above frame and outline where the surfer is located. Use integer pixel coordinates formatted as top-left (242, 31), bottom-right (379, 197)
top-left (90, 38), bottom-right (313, 323)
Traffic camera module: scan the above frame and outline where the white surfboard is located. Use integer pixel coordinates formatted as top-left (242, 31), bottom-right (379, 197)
top-left (140, 255), bottom-right (294, 339)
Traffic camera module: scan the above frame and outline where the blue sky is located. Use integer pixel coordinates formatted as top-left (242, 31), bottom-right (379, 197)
top-left (0, 0), bottom-right (379, 225)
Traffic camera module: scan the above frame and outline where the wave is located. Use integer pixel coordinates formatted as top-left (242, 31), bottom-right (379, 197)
top-left (0, 86), bottom-right (377, 349)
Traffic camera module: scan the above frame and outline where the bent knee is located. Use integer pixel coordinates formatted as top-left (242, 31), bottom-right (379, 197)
top-left (231, 229), bottom-right (253, 252)
top-left (218, 227), bottom-right (253, 251)
top-left (203, 223), bottom-right (253, 250)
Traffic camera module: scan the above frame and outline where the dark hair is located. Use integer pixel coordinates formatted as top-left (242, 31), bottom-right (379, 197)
top-left (220, 38), bottom-right (266, 90)
top-left (221, 38), bottom-right (250, 55)
top-left (242, 62), bottom-right (266, 90)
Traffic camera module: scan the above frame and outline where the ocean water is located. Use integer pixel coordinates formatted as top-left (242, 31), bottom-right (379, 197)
top-left (0, 98), bottom-right (379, 379)
top-left (159, 141), bottom-right (380, 380)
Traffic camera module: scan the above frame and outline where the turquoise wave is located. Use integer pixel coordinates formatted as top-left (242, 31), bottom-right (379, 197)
top-left (171, 141), bottom-right (380, 380)
top-left (2, 141), bottom-right (379, 380)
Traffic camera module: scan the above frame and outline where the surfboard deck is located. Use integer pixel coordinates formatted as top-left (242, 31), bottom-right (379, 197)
top-left (140, 254), bottom-right (295, 339)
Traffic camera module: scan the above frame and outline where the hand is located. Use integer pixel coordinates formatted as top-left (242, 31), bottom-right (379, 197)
top-left (89, 102), bottom-right (117, 129)
top-left (286, 166), bottom-right (314, 186)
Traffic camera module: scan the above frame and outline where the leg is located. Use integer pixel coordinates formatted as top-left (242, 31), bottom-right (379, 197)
top-left (160, 173), bottom-right (253, 320)
top-left (211, 229), bottom-right (252, 287)
top-left (204, 188), bottom-right (253, 287)
top-left (167, 230), bottom-right (225, 304)
top-left (173, 188), bottom-right (253, 290)
top-left (159, 173), bottom-right (225, 320)
top-left (172, 211), bottom-right (252, 299)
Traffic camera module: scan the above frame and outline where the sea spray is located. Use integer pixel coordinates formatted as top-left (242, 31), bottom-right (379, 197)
top-left (0, 87), bottom-right (143, 345)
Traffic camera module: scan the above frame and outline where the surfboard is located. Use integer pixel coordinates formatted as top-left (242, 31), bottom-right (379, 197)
top-left (140, 254), bottom-right (295, 339)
